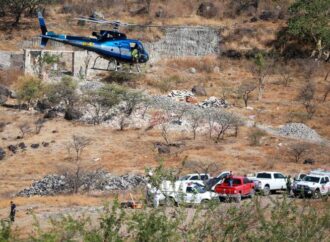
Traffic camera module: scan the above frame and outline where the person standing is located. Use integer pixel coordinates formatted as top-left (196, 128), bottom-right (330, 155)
top-left (10, 201), bottom-right (16, 222)
top-left (286, 175), bottom-right (292, 196)
top-left (228, 171), bottom-right (233, 187)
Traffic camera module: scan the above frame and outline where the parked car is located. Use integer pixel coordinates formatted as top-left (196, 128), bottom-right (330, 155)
top-left (293, 173), bottom-right (330, 198)
top-left (205, 171), bottom-right (230, 191)
top-left (214, 176), bottom-right (255, 203)
top-left (248, 171), bottom-right (287, 195)
top-left (147, 182), bottom-right (218, 207)
top-left (177, 173), bottom-right (211, 186)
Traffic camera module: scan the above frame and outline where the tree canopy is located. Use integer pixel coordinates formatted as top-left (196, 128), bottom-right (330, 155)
top-left (288, 0), bottom-right (330, 50)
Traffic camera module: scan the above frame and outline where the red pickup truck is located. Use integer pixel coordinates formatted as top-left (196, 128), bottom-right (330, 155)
top-left (214, 176), bottom-right (255, 203)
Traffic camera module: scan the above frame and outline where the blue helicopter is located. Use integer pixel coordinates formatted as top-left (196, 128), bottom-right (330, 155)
top-left (38, 12), bottom-right (150, 72)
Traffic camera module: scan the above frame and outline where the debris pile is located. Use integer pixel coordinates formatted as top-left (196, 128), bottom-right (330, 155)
top-left (167, 90), bottom-right (194, 101)
top-left (198, 96), bottom-right (229, 108)
top-left (17, 175), bottom-right (69, 196)
top-left (278, 123), bottom-right (322, 142)
top-left (17, 171), bottom-right (147, 197)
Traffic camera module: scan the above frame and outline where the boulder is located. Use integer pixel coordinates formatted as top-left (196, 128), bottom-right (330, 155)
top-left (304, 159), bottom-right (315, 165)
top-left (44, 110), bottom-right (57, 119)
top-left (189, 67), bottom-right (197, 74)
top-left (18, 142), bottom-right (27, 149)
top-left (64, 108), bottom-right (82, 121)
top-left (155, 143), bottom-right (170, 154)
top-left (155, 7), bottom-right (166, 18)
top-left (36, 99), bottom-right (52, 113)
top-left (259, 10), bottom-right (274, 21)
top-left (90, 11), bottom-right (104, 19)
top-left (0, 95), bottom-right (7, 105)
top-left (42, 142), bottom-right (49, 147)
top-left (191, 85), bottom-right (207, 96)
top-left (0, 85), bottom-right (11, 97)
top-left (131, 6), bottom-right (148, 15)
top-left (250, 16), bottom-right (258, 22)
top-left (0, 147), bottom-right (5, 160)
top-left (223, 49), bottom-right (242, 59)
top-left (31, 144), bottom-right (40, 149)
top-left (197, 2), bottom-right (218, 19)
top-left (7, 144), bottom-right (17, 154)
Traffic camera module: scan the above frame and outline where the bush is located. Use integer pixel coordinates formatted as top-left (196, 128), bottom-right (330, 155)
top-left (10, 196), bottom-right (330, 241)
top-left (16, 75), bottom-right (43, 108)
top-left (248, 128), bottom-right (266, 146)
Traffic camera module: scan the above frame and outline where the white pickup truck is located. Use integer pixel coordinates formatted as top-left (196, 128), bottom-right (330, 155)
top-left (177, 173), bottom-right (211, 186)
top-left (293, 170), bottom-right (330, 198)
top-left (248, 171), bottom-right (287, 195)
top-left (147, 181), bottom-right (218, 207)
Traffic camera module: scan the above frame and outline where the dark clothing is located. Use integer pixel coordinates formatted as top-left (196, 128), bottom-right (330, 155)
top-left (10, 203), bottom-right (16, 222)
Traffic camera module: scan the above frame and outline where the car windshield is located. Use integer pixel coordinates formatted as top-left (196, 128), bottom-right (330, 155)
top-left (303, 176), bottom-right (320, 183)
top-left (194, 185), bottom-right (206, 193)
top-left (223, 178), bottom-right (241, 185)
top-left (179, 176), bottom-right (190, 181)
top-left (257, 173), bottom-right (272, 179)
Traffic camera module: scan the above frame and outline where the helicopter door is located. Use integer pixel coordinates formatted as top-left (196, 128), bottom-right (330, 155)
top-left (120, 43), bottom-right (132, 60)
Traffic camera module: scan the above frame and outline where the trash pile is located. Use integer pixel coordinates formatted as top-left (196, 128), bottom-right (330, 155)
top-left (198, 96), bottom-right (229, 108)
top-left (17, 171), bottom-right (147, 197)
top-left (167, 90), bottom-right (194, 101)
top-left (277, 123), bottom-right (322, 142)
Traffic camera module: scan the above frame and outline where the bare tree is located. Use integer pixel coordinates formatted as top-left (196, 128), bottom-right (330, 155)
top-left (322, 71), bottom-right (330, 102)
top-left (253, 53), bottom-right (272, 100)
top-left (18, 122), bottom-right (31, 138)
top-left (34, 118), bottom-right (45, 134)
top-left (214, 112), bottom-right (240, 142)
top-left (66, 135), bottom-right (91, 193)
top-left (205, 109), bottom-right (217, 139)
top-left (297, 81), bottom-right (317, 119)
top-left (237, 82), bottom-right (256, 107)
top-left (288, 142), bottom-right (310, 163)
top-left (188, 110), bottom-right (203, 140)
top-left (277, 62), bottom-right (293, 87)
top-left (161, 123), bottom-right (170, 145)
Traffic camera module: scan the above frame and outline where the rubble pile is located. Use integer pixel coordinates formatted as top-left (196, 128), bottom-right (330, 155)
top-left (17, 171), bottom-right (147, 197)
top-left (167, 90), bottom-right (194, 101)
top-left (277, 123), bottom-right (322, 142)
top-left (198, 96), bottom-right (229, 108)
top-left (17, 175), bottom-right (69, 196)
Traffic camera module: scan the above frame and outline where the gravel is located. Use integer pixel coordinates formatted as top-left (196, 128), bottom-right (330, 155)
top-left (277, 123), bottom-right (322, 142)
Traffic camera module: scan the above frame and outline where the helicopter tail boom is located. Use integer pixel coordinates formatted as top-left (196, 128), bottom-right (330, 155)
top-left (38, 12), bottom-right (49, 48)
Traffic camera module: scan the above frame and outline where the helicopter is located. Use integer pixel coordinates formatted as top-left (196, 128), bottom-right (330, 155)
top-left (37, 12), bottom-right (210, 73)
top-left (37, 12), bottom-right (149, 72)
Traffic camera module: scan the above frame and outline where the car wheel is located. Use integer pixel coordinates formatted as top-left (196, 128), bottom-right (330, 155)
top-left (166, 197), bottom-right (177, 207)
top-left (219, 197), bottom-right (226, 202)
top-left (250, 189), bottom-right (255, 198)
top-left (235, 195), bottom-right (241, 203)
top-left (263, 186), bottom-right (270, 196)
top-left (313, 189), bottom-right (321, 199)
top-left (200, 199), bottom-right (210, 208)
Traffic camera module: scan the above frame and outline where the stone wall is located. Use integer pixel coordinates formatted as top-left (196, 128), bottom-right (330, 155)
top-left (0, 51), bottom-right (24, 70)
top-left (145, 27), bottom-right (220, 61)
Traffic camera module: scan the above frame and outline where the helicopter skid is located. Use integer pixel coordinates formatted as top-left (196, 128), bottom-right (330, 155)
top-left (91, 56), bottom-right (142, 74)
